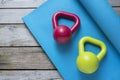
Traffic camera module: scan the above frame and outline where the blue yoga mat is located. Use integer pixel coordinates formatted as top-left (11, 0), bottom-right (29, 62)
top-left (79, 0), bottom-right (120, 53)
top-left (23, 0), bottom-right (120, 80)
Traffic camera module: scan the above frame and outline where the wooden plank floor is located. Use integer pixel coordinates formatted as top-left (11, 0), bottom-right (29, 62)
top-left (0, 0), bottom-right (120, 80)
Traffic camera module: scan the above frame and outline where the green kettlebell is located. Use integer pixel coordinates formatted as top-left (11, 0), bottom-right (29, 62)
top-left (76, 36), bottom-right (107, 74)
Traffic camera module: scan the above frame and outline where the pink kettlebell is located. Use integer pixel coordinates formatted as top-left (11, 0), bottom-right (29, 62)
top-left (52, 11), bottom-right (80, 44)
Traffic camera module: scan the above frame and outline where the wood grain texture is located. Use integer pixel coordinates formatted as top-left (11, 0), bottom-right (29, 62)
top-left (0, 0), bottom-right (119, 8)
top-left (0, 70), bottom-right (62, 80)
top-left (0, 9), bottom-right (34, 24)
top-left (0, 25), bottom-right (38, 46)
top-left (0, 0), bottom-right (47, 8)
top-left (0, 47), bottom-right (55, 69)
top-left (0, 8), bottom-right (119, 24)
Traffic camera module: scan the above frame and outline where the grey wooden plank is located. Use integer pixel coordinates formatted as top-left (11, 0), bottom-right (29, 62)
top-left (0, 0), bottom-right (46, 8)
top-left (0, 8), bottom-right (119, 24)
top-left (0, 25), bottom-right (38, 46)
top-left (0, 0), bottom-right (119, 8)
top-left (0, 47), bottom-right (55, 69)
top-left (109, 0), bottom-right (120, 6)
top-left (0, 9), bottom-right (34, 24)
top-left (0, 70), bottom-right (62, 80)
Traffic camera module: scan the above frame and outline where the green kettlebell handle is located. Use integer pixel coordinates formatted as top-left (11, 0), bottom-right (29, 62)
top-left (78, 36), bottom-right (107, 61)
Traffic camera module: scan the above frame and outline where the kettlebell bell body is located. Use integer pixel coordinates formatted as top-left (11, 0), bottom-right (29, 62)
top-left (52, 11), bottom-right (80, 44)
top-left (76, 36), bottom-right (107, 74)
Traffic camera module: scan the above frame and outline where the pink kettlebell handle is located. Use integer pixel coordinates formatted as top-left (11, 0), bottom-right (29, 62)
top-left (52, 11), bottom-right (80, 33)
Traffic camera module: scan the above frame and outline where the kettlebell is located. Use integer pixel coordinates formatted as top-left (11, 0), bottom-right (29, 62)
top-left (76, 36), bottom-right (107, 74)
top-left (52, 11), bottom-right (80, 44)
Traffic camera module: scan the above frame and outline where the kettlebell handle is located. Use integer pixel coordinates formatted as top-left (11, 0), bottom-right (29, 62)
top-left (52, 11), bottom-right (80, 33)
top-left (78, 37), bottom-right (107, 61)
